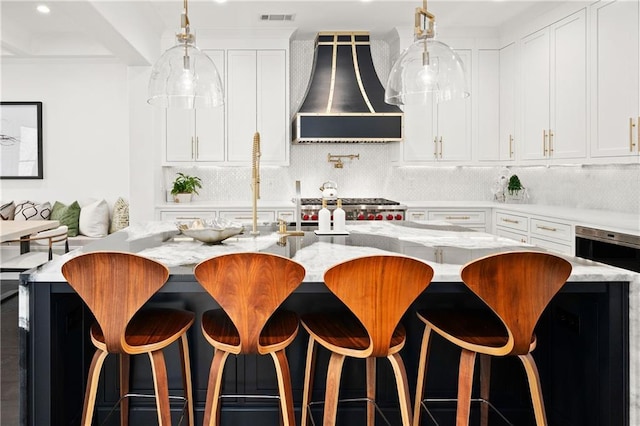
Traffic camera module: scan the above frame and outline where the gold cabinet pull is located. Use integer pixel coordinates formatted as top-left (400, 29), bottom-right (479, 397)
top-left (537, 225), bottom-right (557, 232)
top-left (542, 130), bottom-right (548, 156)
top-left (433, 137), bottom-right (438, 158)
top-left (502, 218), bottom-right (519, 224)
top-left (509, 134), bottom-right (514, 158)
top-left (548, 129), bottom-right (554, 155)
top-left (632, 117), bottom-right (638, 152)
top-left (445, 216), bottom-right (471, 220)
top-left (439, 136), bottom-right (443, 159)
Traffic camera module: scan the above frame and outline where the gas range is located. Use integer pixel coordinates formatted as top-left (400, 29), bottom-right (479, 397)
top-left (300, 198), bottom-right (406, 222)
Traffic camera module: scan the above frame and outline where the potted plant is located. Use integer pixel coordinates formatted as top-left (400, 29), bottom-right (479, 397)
top-left (506, 174), bottom-right (526, 203)
top-left (171, 172), bottom-right (202, 203)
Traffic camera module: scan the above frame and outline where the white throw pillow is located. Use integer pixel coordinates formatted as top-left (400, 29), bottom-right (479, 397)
top-left (79, 199), bottom-right (110, 237)
top-left (14, 200), bottom-right (51, 221)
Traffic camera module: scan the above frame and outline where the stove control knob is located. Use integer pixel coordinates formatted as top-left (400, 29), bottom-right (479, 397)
top-left (387, 214), bottom-right (394, 220)
top-left (311, 214), bottom-right (318, 221)
top-left (395, 214), bottom-right (403, 220)
top-left (302, 214), bottom-right (310, 220)
top-left (375, 214), bottom-right (383, 220)
top-left (367, 214), bottom-right (375, 220)
top-left (357, 214), bottom-right (365, 220)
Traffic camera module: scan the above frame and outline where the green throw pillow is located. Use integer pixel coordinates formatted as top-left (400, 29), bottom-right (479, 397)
top-left (50, 201), bottom-right (81, 237)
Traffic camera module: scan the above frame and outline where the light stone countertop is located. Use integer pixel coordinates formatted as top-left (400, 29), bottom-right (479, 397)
top-left (27, 221), bottom-right (638, 285)
top-left (157, 200), bottom-right (639, 236)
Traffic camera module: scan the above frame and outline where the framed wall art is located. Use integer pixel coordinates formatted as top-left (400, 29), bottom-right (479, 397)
top-left (0, 101), bottom-right (43, 179)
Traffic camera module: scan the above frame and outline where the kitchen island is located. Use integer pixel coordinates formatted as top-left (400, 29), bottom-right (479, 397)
top-left (20, 221), bottom-right (637, 425)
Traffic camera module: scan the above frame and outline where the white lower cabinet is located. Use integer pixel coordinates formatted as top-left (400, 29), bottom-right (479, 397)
top-left (494, 211), bottom-right (529, 243)
top-left (494, 210), bottom-right (574, 255)
top-left (218, 210), bottom-right (275, 225)
top-left (407, 208), bottom-right (488, 232)
top-left (160, 211), bottom-right (216, 221)
top-left (406, 209), bottom-right (427, 222)
top-left (427, 210), bottom-right (487, 231)
top-left (529, 217), bottom-right (573, 255)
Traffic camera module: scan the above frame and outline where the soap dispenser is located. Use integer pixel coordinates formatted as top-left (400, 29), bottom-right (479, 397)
top-left (333, 199), bottom-right (346, 233)
top-left (318, 198), bottom-right (331, 233)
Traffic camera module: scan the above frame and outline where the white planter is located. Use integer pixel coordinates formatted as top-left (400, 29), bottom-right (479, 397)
top-left (173, 193), bottom-right (193, 203)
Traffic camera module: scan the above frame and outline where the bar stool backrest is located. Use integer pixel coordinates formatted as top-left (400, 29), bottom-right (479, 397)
top-left (460, 251), bottom-right (572, 356)
top-left (323, 255), bottom-right (434, 357)
top-left (61, 251), bottom-right (170, 354)
top-left (194, 252), bottom-right (306, 354)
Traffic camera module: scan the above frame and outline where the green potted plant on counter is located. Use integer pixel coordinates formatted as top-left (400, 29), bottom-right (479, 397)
top-left (506, 174), bottom-right (527, 203)
top-left (171, 172), bottom-right (202, 203)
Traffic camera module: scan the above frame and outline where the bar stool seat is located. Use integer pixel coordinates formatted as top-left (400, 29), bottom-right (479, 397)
top-left (201, 308), bottom-right (299, 351)
top-left (300, 255), bottom-right (434, 426)
top-left (413, 251), bottom-right (572, 426)
top-left (420, 308), bottom-right (536, 352)
top-left (62, 252), bottom-right (195, 426)
top-left (90, 307), bottom-right (195, 353)
top-left (300, 312), bottom-right (406, 352)
top-left (194, 252), bottom-right (306, 426)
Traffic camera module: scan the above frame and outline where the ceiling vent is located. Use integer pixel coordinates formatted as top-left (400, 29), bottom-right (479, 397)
top-left (292, 32), bottom-right (403, 144)
top-left (259, 14), bottom-right (295, 22)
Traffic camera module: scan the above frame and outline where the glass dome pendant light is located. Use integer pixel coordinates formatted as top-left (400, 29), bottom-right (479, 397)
top-left (385, 0), bottom-right (470, 105)
top-left (147, 0), bottom-right (224, 109)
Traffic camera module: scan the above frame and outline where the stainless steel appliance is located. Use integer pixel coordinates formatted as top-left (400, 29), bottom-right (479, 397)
top-left (300, 198), bottom-right (406, 222)
top-left (575, 225), bottom-right (640, 272)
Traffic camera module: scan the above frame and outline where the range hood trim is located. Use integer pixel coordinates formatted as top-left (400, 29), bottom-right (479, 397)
top-left (292, 32), bottom-right (404, 144)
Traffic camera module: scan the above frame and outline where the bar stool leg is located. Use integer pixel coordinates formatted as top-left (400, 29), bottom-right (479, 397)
top-left (456, 349), bottom-right (477, 426)
top-left (323, 352), bottom-right (346, 426)
top-left (519, 353), bottom-right (548, 426)
top-left (366, 357), bottom-right (376, 426)
top-left (203, 349), bottom-right (230, 426)
top-left (480, 354), bottom-right (491, 426)
top-left (271, 349), bottom-right (296, 426)
top-left (120, 354), bottom-right (130, 426)
top-left (82, 350), bottom-right (109, 426)
top-left (301, 337), bottom-right (317, 426)
top-left (149, 350), bottom-right (172, 425)
top-left (388, 352), bottom-right (413, 426)
top-left (179, 334), bottom-right (195, 426)
top-left (413, 325), bottom-right (433, 426)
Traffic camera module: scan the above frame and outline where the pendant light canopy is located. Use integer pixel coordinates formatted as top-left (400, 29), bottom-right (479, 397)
top-left (147, 0), bottom-right (224, 109)
top-left (385, 0), bottom-right (470, 105)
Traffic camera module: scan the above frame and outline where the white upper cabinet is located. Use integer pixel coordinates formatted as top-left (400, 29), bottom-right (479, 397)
top-left (521, 9), bottom-right (587, 162)
top-left (590, 0), bottom-right (640, 160)
top-left (399, 49), bottom-right (471, 163)
top-left (499, 43), bottom-right (517, 161)
top-left (477, 48), bottom-right (513, 162)
top-left (164, 45), bottom-right (289, 166)
top-left (477, 49), bottom-right (500, 161)
top-left (165, 50), bottom-right (225, 163)
top-left (227, 49), bottom-right (288, 165)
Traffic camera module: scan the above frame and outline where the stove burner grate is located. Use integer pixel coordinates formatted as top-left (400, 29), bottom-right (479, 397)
top-left (300, 198), bottom-right (400, 206)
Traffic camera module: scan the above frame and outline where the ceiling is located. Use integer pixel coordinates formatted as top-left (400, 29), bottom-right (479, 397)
top-left (1, 0), bottom-right (562, 65)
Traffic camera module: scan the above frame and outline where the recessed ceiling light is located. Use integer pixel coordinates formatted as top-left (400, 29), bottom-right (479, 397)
top-left (36, 4), bottom-right (50, 14)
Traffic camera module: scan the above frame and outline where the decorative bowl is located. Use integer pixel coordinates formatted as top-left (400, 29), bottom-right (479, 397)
top-left (175, 218), bottom-right (244, 244)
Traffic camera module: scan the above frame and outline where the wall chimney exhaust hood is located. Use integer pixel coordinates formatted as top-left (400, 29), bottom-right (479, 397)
top-left (292, 32), bottom-right (404, 144)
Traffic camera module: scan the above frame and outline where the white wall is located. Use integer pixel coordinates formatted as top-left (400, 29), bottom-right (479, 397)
top-left (1, 61), bottom-right (131, 210)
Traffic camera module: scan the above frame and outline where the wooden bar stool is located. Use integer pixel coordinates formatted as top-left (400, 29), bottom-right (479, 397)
top-left (300, 255), bottom-right (434, 426)
top-left (413, 251), bottom-right (572, 426)
top-left (193, 252), bottom-right (306, 426)
top-left (61, 252), bottom-right (195, 426)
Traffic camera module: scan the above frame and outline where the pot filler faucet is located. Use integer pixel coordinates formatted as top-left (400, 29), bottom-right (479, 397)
top-left (251, 132), bottom-right (260, 236)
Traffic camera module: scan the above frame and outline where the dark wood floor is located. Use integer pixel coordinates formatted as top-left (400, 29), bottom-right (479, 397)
top-left (1, 291), bottom-right (19, 425)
